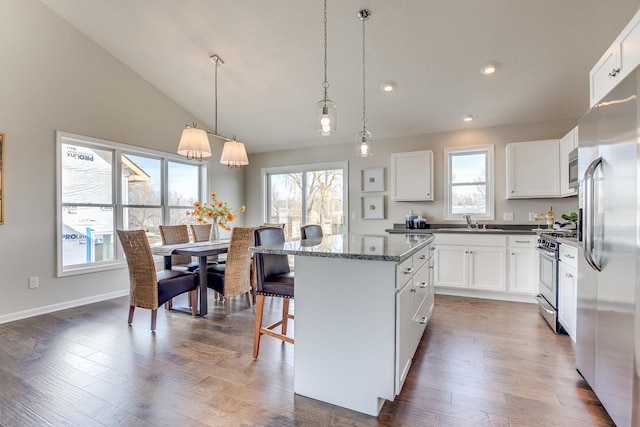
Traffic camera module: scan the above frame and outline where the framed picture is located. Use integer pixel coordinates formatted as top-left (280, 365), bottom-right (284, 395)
top-left (361, 167), bottom-right (384, 192)
top-left (361, 196), bottom-right (384, 220)
top-left (0, 133), bottom-right (4, 224)
top-left (361, 235), bottom-right (385, 255)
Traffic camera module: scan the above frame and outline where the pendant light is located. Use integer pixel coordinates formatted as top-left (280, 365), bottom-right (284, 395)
top-left (356, 9), bottom-right (372, 157)
top-left (316, 0), bottom-right (337, 136)
top-left (177, 55), bottom-right (249, 167)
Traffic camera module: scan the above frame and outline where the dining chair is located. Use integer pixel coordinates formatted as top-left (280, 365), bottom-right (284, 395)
top-left (253, 226), bottom-right (295, 358)
top-left (205, 227), bottom-right (253, 316)
top-left (158, 225), bottom-right (199, 271)
top-left (300, 224), bottom-right (323, 239)
top-left (116, 229), bottom-right (198, 331)
top-left (190, 223), bottom-right (223, 264)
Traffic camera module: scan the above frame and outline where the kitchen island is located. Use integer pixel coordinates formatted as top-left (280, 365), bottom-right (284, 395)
top-left (250, 233), bottom-right (435, 416)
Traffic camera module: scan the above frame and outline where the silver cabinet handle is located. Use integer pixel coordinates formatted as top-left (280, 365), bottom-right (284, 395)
top-left (417, 281), bottom-right (428, 288)
top-left (608, 67), bottom-right (621, 77)
top-left (430, 247), bottom-right (435, 251)
top-left (419, 254), bottom-right (427, 259)
top-left (403, 267), bottom-right (414, 275)
top-left (564, 254), bottom-right (575, 259)
top-left (584, 156), bottom-right (602, 272)
top-left (515, 240), bottom-right (530, 244)
top-left (418, 316), bottom-right (428, 325)
top-left (565, 273), bottom-right (573, 278)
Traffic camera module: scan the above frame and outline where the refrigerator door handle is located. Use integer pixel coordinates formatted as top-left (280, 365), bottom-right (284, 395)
top-left (583, 156), bottom-right (602, 272)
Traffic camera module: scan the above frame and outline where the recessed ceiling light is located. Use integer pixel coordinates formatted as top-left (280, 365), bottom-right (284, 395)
top-left (381, 82), bottom-right (396, 92)
top-left (480, 64), bottom-right (496, 75)
top-left (462, 114), bottom-right (475, 122)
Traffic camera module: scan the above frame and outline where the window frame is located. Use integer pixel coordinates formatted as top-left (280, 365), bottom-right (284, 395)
top-left (444, 144), bottom-right (494, 221)
top-left (56, 131), bottom-right (207, 277)
top-left (261, 161), bottom-right (349, 238)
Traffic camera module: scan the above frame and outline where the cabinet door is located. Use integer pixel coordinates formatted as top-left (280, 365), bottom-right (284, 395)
top-left (559, 127), bottom-right (578, 197)
top-left (558, 262), bottom-right (577, 342)
top-left (434, 245), bottom-right (467, 288)
top-left (509, 248), bottom-right (536, 294)
top-left (590, 43), bottom-right (620, 108)
top-left (391, 151), bottom-right (433, 201)
top-left (468, 247), bottom-right (506, 291)
top-left (395, 282), bottom-right (412, 393)
top-left (506, 140), bottom-right (560, 199)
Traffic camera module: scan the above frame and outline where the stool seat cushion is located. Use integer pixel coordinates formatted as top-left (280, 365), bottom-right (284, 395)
top-left (262, 272), bottom-right (295, 298)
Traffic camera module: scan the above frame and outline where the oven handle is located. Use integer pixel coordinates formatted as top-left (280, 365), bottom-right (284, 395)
top-left (536, 247), bottom-right (556, 259)
top-left (583, 156), bottom-right (602, 272)
top-left (536, 295), bottom-right (555, 315)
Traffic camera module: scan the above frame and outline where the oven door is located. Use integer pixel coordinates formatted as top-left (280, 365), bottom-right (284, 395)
top-left (537, 247), bottom-right (557, 308)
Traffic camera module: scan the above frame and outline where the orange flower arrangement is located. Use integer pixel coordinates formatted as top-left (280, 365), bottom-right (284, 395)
top-left (186, 192), bottom-right (245, 231)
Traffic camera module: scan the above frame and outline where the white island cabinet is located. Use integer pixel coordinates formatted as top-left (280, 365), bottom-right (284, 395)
top-left (250, 233), bottom-right (435, 416)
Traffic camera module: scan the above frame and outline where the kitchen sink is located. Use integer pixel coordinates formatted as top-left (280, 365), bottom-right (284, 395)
top-left (436, 228), bottom-right (504, 232)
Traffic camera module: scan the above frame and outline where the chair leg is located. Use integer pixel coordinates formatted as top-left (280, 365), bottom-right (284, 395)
top-left (190, 290), bottom-right (198, 316)
top-left (128, 305), bottom-right (135, 325)
top-left (225, 296), bottom-right (231, 317)
top-left (253, 294), bottom-right (265, 358)
top-left (282, 298), bottom-right (290, 336)
top-left (244, 291), bottom-right (251, 307)
top-left (151, 309), bottom-right (158, 331)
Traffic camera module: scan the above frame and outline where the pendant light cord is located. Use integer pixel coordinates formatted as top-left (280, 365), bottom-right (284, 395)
top-left (214, 58), bottom-right (218, 134)
top-left (361, 13), bottom-right (366, 129)
top-left (322, 0), bottom-right (329, 103)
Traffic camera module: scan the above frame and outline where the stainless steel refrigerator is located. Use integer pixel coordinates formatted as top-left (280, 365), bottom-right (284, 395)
top-left (577, 69), bottom-right (640, 427)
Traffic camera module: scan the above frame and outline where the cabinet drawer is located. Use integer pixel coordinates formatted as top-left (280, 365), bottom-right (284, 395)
top-left (411, 296), bottom-right (431, 354)
top-left (412, 243), bottom-right (432, 270)
top-left (410, 263), bottom-right (430, 316)
top-left (396, 257), bottom-right (413, 289)
top-left (507, 236), bottom-right (536, 247)
top-left (559, 244), bottom-right (578, 269)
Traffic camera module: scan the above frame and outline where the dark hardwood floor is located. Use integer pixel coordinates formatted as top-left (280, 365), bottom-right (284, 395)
top-left (0, 293), bottom-right (614, 426)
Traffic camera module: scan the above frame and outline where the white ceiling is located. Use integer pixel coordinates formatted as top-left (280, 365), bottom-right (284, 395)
top-left (40, 0), bottom-right (640, 154)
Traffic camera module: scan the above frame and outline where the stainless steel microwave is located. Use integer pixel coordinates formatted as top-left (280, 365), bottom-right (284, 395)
top-left (569, 147), bottom-right (579, 188)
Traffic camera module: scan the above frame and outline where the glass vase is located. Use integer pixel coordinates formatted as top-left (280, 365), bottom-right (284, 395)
top-left (209, 223), bottom-right (220, 242)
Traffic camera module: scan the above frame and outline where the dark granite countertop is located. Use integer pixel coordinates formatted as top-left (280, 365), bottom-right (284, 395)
top-left (385, 223), bottom-right (538, 235)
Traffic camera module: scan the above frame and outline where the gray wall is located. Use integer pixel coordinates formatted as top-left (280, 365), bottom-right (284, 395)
top-left (0, 0), bottom-right (244, 321)
top-left (245, 119), bottom-right (580, 235)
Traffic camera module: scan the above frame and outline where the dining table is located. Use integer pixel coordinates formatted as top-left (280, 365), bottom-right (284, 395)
top-left (151, 240), bottom-right (229, 316)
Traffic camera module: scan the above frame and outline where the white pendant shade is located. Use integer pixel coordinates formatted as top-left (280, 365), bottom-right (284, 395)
top-left (220, 139), bottom-right (249, 168)
top-left (177, 127), bottom-right (212, 160)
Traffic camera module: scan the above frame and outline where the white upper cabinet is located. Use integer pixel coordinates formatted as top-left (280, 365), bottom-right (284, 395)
top-left (506, 139), bottom-right (560, 199)
top-left (390, 150), bottom-right (434, 201)
top-left (559, 126), bottom-right (578, 197)
top-left (590, 9), bottom-right (640, 107)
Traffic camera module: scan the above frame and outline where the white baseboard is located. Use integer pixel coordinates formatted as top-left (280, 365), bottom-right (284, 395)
top-left (0, 289), bottom-right (129, 325)
top-left (435, 287), bottom-right (537, 304)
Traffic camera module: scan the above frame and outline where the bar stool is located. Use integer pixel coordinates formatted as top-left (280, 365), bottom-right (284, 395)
top-left (253, 226), bottom-right (294, 358)
top-left (300, 224), bottom-right (323, 239)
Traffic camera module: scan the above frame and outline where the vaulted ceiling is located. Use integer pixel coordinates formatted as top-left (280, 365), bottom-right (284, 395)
top-left (40, 0), bottom-right (640, 153)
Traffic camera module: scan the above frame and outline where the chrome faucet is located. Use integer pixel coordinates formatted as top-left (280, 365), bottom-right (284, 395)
top-left (463, 214), bottom-right (472, 229)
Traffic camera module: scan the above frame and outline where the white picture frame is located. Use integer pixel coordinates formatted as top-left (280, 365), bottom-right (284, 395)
top-left (361, 167), bottom-right (384, 192)
top-left (361, 235), bottom-right (385, 255)
top-left (361, 196), bottom-right (384, 219)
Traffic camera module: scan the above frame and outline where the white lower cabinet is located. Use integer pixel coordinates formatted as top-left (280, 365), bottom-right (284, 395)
top-left (507, 236), bottom-right (538, 295)
top-left (434, 233), bottom-right (539, 301)
top-left (395, 243), bottom-right (434, 392)
top-left (434, 234), bottom-right (506, 291)
top-left (558, 244), bottom-right (578, 342)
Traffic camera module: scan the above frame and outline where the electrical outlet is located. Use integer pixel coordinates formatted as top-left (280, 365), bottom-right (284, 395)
top-left (503, 212), bottom-right (514, 222)
top-left (28, 276), bottom-right (39, 289)
top-left (351, 212), bottom-right (357, 220)
top-left (529, 212), bottom-right (537, 221)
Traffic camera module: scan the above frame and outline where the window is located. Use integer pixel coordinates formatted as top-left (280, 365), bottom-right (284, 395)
top-left (263, 162), bottom-right (347, 240)
top-left (444, 145), bottom-right (494, 221)
top-left (57, 131), bottom-right (206, 276)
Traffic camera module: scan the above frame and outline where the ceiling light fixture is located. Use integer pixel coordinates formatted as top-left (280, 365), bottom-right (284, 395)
top-left (381, 82), bottom-right (396, 92)
top-left (462, 114), bottom-right (475, 122)
top-left (316, 0), bottom-right (337, 136)
top-left (177, 55), bottom-right (248, 167)
top-left (356, 9), bottom-right (372, 157)
top-left (480, 63), bottom-right (496, 75)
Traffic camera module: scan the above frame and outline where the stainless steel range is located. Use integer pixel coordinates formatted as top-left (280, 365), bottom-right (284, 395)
top-left (535, 230), bottom-right (576, 333)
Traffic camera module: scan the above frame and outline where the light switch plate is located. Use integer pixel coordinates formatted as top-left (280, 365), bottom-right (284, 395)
top-left (503, 212), bottom-right (514, 221)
